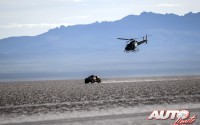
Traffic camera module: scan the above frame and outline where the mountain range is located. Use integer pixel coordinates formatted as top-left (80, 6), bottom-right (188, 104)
top-left (0, 12), bottom-right (200, 81)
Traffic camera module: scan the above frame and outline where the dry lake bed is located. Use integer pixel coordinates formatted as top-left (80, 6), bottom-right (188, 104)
top-left (0, 76), bottom-right (200, 125)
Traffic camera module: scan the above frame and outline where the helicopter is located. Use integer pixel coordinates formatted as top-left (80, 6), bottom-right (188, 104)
top-left (117, 35), bottom-right (150, 53)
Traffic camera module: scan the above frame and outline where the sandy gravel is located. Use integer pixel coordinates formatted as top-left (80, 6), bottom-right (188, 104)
top-left (0, 76), bottom-right (200, 116)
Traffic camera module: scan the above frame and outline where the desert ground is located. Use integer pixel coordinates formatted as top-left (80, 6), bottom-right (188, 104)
top-left (0, 76), bottom-right (200, 125)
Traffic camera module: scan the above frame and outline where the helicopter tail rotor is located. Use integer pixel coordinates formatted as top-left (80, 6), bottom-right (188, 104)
top-left (145, 35), bottom-right (148, 44)
top-left (145, 34), bottom-right (152, 44)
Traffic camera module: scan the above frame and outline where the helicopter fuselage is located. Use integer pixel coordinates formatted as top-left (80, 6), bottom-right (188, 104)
top-left (125, 41), bottom-right (138, 52)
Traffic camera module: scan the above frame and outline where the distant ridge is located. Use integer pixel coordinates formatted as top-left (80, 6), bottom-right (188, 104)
top-left (1, 12), bottom-right (200, 41)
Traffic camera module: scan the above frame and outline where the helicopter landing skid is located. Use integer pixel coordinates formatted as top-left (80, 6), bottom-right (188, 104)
top-left (124, 48), bottom-right (139, 53)
top-left (133, 48), bottom-right (139, 52)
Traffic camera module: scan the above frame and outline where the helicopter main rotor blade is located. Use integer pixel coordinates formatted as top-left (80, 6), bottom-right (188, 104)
top-left (134, 37), bottom-right (143, 40)
top-left (117, 38), bottom-right (130, 40)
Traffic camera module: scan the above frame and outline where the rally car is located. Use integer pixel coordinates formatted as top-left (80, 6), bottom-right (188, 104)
top-left (85, 75), bottom-right (101, 84)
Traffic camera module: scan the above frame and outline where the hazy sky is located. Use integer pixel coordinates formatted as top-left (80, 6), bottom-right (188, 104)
top-left (0, 0), bottom-right (199, 39)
